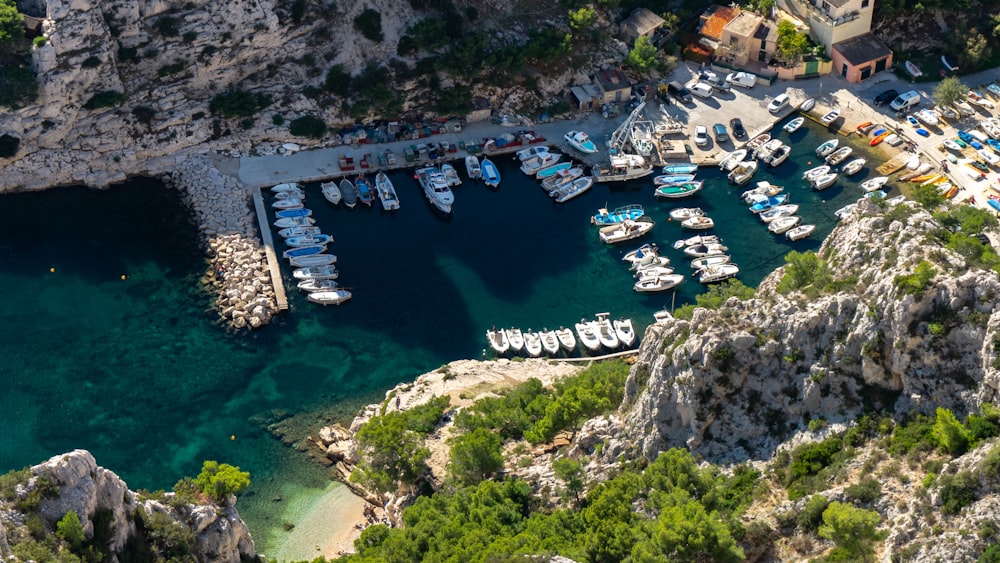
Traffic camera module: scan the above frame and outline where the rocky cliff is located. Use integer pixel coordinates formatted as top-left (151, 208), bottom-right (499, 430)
top-left (597, 199), bottom-right (1000, 464)
top-left (0, 450), bottom-right (256, 563)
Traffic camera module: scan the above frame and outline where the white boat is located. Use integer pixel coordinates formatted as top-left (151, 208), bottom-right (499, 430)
top-left (274, 188), bottom-right (304, 199)
top-left (953, 99), bottom-right (975, 116)
top-left (684, 242), bottom-right (728, 258)
top-left (375, 172), bottom-right (400, 211)
top-left (321, 181), bottom-right (342, 205)
top-left (979, 148), bottom-right (1000, 166)
top-left (654, 181), bottom-right (704, 199)
top-left (681, 216), bottom-right (715, 230)
top-left (292, 265), bottom-right (339, 280)
top-left (595, 314), bottom-right (619, 349)
top-left (555, 327), bottom-right (576, 351)
top-left (916, 109), bottom-right (939, 126)
top-left (745, 132), bottom-right (771, 152)
top-left (820, 109), bottom-right (840, 124)
top-left (783, 116), bottom-right (805, 133)
top-left (811, 172), bottom-right (838, 190)
top-left (270, 183), bottom-right (302, 193)
top-left (278, 225), bottom-right (322, 238)
top-left (916, 162), bottom-right (933, 174)
top-left (520, 152), bottom-right (562, 176)
top-left (634, 274), bottom-right (684, 292)
top-left (599, 216), bottom-right (655, 244)
top-left (416, 166), bottom-right (455, 213)
top-left (800, 166), bottom-right (830, 184)
top-left (766, 144), bottom-right (791, 167)
top-left (622, 243), bottom-right (659, 265)
top-left (904, 60), bottom-right (923, 78)
top-left (754, 138), bottom-right (784, 161)
top-left (815, 138), bottom-right (839, 157)
top-left (825, 146), bottom-right (853, 166)
top-left (283, 244), bottom-right (326, 259)
top-left (542, 166), bottom-right (584, 191)
top-left (741, 181), bottom-right (783, 203)
top-left (465, 155), bottom-right (482, 180)
top-left (272, 198), bottom-right (304, 210)
top-left (759, 204), bottom-right (800, 223)
top-left (698, 263), bottom-right (740, 284)
top-left (673, 233), bottom-right (719, 249)
top-left (307, 289), bottom-right (352, 306)
top-left (728, 160), bottom-right (758, 185)
top-left (486, 327), bottom-right (510, 355)
top-left (441, 163), bottom-right (462, 187)
top-left (654, 174), bottom-right (697, 185)
top-left (539, 330), bottom-right (560, 356)
top-left (884, 134), bottom-right (902, 147)
top-left (505, 328), bottom-right (525, 353)
top-left (574, 320), bottom-right (601, 352)
top-left (552, 177), bottom-right (593, 203)
top-left (785, 224), bottom-right (816, 241)
top-left (289, 254), bottom-right (337, 268)
top-left (515, 145), bottom-right (550, 161)
top-left (842, 158), bottom-right (866, 176)
top-left (860, 176), bottom-right (889, 193)
top-left (564, 130), bottom-right (599, 153)
top-left (834, 202), bottom-right (857, 220)
top-left (690, 254), bottom-right (731, 271)
top-left (523, 330), bottom-right (543, 357)
top-left (297, 279), bottom-right (340, 293)
top-left (669, 207), bottom-right (705, 221)
top-left (340, 179), bottom-right (357, 209)
top-left (718, 149), bottom-right (748, 171)
top-left (969, 91), bottom-right (994, 109)
top-left (274, 216), bottom-right (315, 229)
top-left (800, 98), bottom-right (816, 112)
top-left (943, 139), bottom-right (963, 152)
top-left (612, 318), bottom-right (636, 348)
top-left (481, 157), bottom-right (501, 188)
top-left (634, 263), bottom-right (674, 279)
top-left (285, 234), bottom-right (333, 247)
top-left (768, 215), bottom-right (801, 234)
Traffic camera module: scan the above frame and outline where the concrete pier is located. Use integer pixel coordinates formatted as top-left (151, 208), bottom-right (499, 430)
top-left (250, 185), bottom-right (289, 311)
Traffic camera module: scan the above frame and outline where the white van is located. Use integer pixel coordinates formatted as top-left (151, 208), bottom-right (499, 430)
top-left (689, 82), bottom-right (714, 99)
top-left (725, 72), bottom-right (756, 88)
top-left (889, 90), bottom-right (921, 112)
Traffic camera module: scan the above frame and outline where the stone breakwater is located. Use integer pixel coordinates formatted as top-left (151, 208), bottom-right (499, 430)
top-left (168, 158), bottom-right (278, 329)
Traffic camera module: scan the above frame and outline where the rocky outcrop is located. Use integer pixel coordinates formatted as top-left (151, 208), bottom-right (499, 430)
top-left (0, 450), bottom-right (256, 563)
top-left (599, 200), bottom-right (1000, 464)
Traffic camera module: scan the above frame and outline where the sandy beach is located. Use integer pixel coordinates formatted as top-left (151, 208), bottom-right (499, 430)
top-left (262, 482), bottom-right (368, 561)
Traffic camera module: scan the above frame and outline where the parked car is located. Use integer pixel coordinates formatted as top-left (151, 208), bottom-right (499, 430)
top-left (768, 93), bottom-right (790, 114)
top-left (700, 70), bottom-right (730, 92)
top-left (690, 82), bottom-right (714, 99)
top-left (729, 118), bottom-right (747, 140)
top-left (667, 81), bottom-right (692, 104)
top-left (874, 89), bottom-right (898, 107)
top-left (725, 72), bottom-right (756, 88)
top-left (712, 123), bottom-right (729, 143)
top-left (694, 125), bottom-right (709, 147)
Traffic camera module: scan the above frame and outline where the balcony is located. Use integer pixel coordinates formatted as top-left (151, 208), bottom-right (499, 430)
top-left (786, 0), bottom-right (862, 27)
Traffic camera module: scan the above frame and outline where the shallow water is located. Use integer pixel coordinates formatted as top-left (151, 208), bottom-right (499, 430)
top-left (0, 117), bottom-right (882, 557)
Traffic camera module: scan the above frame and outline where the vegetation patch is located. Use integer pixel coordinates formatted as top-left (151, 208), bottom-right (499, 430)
top-left (353, 8), bottom-right (383, 42)
top-left (83, 90), bottom-right (126, 110)
top-left (209, 89), bottom-right (270, 118)
top-left (673, 279), bottom-right (755, 320)
top-left (0, 63), bottom-right (39, 109)
top-left (894, 260), bottom-right (937, 296)
top-left (0, 133), bottom-right (19, 157)
top-left (289, 115), bottom-right (327, 138)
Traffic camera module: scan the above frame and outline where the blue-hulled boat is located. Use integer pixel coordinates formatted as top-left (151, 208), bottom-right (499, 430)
top-left (283, 245), bottom-right (327, 259)
top-left (915, 128), bottom-right (930, 137)
top-left (864, 189), bottom-right (888, 200)
top-left (653, 174), bottom-right (697, 185)
top-left (989, 198), bottom-right (1000, 212)
top-left (958, 130), bottom-right (975, 144)
top-left (593, 204), bottom-right (644, 226)
top-left (481, 157), bottom-right (501, 188)
top-left (355, 175), bottom-right (374, 206)
top-left (275, 207), bottom-right (313, 219)
top-left (987, 139), bottom-right (1000, 153)
top-left (749, 194), bottom-right (789, 214)
top-left (285, 234), bottom-right (333, 247)
top-left (537, 161), bottom-right (573, 180)
top-left (662, 163), bottom-right (698, 174)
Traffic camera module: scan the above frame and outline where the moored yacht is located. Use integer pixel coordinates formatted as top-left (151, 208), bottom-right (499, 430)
top-left (416, 166), bottom-right (455, 213)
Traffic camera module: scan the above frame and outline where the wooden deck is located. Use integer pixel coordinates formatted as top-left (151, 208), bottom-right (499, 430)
top-left (876, 154), bottom-right (908, 176)
top-left (249, 185), bottom-right (289, 311)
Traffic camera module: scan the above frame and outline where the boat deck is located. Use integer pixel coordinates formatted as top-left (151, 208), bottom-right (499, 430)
top-left (250, 185), bottom-right (289, 311)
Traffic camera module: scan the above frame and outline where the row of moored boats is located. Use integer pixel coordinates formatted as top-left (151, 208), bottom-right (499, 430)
top-left (486, 312), bottom-right (636, 356)
top-left (517, 144), bottom-right (595, 203)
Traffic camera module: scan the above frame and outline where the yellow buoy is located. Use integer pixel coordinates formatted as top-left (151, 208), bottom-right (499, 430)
top-left (121, 275), bottom-right (127, 281)
top-left (230, 435), bottom-right (236, 441)
top-left (50, 267), bottom-right (55, 273)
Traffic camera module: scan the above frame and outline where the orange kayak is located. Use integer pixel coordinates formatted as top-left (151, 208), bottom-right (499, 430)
top-left (870, 130), bottom-right (890, 146)
top-left (910, 173), bottom-right (936, 183)
top-left (856, 121), bottom-right (873, 133)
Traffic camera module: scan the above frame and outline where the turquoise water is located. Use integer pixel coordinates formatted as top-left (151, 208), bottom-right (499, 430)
top-left (0, 117), bottom-right (879, 549)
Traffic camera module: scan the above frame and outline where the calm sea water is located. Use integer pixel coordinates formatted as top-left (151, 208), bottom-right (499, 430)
top-left (0, 118), bottom-right (880, 551)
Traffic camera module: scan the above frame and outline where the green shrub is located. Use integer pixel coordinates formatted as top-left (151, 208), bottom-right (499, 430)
top-left (189, 461), bottom-right (250, 503)
top-left (894, 260), bottom-right (937, 296)
top-left (182, 31), bottom-right (197, 43)
top-left (797, 494), bottom-right (829, 531)
top-left (209, 90), bottom-right (259, 118)
top-left (980, 543), bottom-right (1000, 562)
top-left (673, 279), bottom-right (755, 320)
top-left (155, 15), bottom-right (180, 37)
top-left (83, 90), bottom-right (126, 109)
top-left (0, 133), bottom-right (19, 157)
top-left (157, 62), bottom-right (185, 77)
top-left (32, 36), bottom-right (47, 47)
top-left (354, 8), bottom-right (383, 42)
top-left (932, 407), bottom-right (970, 456)
top-left (56, 510), bottom-right (86, 550)
top-left (239, 117), bottom-right (254, 129)
top-left (0, 64), bottom-right (39, 109)
top-left (118, 46), bottom-right (139, 62)
top-left (289, 115), bottom-right (327, 138)
top-left (82, 55), bottom-right (101, 68)
top-left (271, 113), bottom-right (284, 125)
top-left (0, 467), bottom-right (31, 499)
top-left (845, 478), bottom-right (882, 504)
top-left (939, 470), bottom-right (978, 514)
top-left (138, 509), bottom-right (196, 560)
top-left (448, 427), bottom-right (502, 486)
top-left (889, 414), bottom-right (935, 456)
top-left (132, 106), bottom-right (155, 124)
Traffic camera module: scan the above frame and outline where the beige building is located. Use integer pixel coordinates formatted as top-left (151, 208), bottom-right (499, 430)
top-left (718, 11), bottom-right (778, 65)
top-left (620, 8), bottom-right (666, 44)
top-left (786, 0), bottom-right (874, 54)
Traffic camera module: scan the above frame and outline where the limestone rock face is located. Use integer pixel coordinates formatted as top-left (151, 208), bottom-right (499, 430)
top-left (604, 201), bottom-right (1000, 464)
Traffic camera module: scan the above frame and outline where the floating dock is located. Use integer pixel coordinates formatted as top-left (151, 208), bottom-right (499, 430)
top-left (249, 185), bottom-right (289, 311)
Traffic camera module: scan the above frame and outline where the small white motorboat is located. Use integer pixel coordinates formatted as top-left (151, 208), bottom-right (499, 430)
top-left (681, 216), bottom-right (715, 230)
top-left (505, 328), bottom-right (525, 353)
top-left (634, 274), bottom-right (684, 292)
top-left (825, 146), bottom-right (853, 166)
top-left (783, 116), bottom-right (805, 133)
top-left (595, 314), bottom-right (619, 349)
top-left (289, 254), bottom-right (337, 268)
top-left (292, 265), bottom-right (338, 281)
top-left (515, 145), bottom-right (550, 162)
top-left (811, 172), bottom-right (838, 190)
top-left (768, 215), bottom-right (801, 234)
top-left (718, 149), bottom-right (748, 171)
top-left (542, 166), bottom-right (584, 191)
top-left (785, 224), bottom-right (816, 241)
top-left (272, 198), bottom-right (304, 210)
top-left (278, 225), bottom-right (322, 238)
top-left (800, 98), bottom-right (816, 112)
top-left (860, 176), bottom-right (889, 193)
top-left (274, 188), bottom-right (304, 199)
top-left (486, 327), bottom-right (510, 355)
top-left (321, 181), bottom-right (341, 205)
top-left (766, 144), bottom-right (791, 167)
top-left (622, 243), bottom-right (659, 265)
top-left (834, 202), bottom-right (857, 220)
top-left (297, 279), bottom-right (340, 293)
top-left (520, 152), bottom-right (562, 176)
top-left (270, 183), bottom-right (302, 193)
top-left (375, 172), bottom-right (400, 211)
top-left (753, 138), bottom-right (784, 161)
top-left (441, 163), bottom-right (462, 187)
top-left (523, 330), bottom-right (543, 357)
top-left (741, 181), bottom-right (783, 203)
top-left (552, 177), bottom-right (593, 203)
top-left (684, 242), bottom-right (728, 258)
top-left (821, 109), bottom-right (840, 124)
top-left (274, 216), bottom-right (315, 229)
top-left (698, 263), bottom-right (740, 284)
top-left (465, 155), bottom-right (482, 180)
top-left (673, 233), bottom-right (719, 249)
top-left (285, 234), bottom-right (333, 247)
top-left (842, 158), bottom-right (866, 176)
top-left (690, 254), bottom-right (731, 271)
top-left (539, 330), bottom-right (560, 356)
top-left (759, 204), bottom-right (800, 223)
top-left (630, 255), bottom-right (671, 272)
top-left (555, 327), bottom-right (576, 351)
top-left (815, 138), bottom-right (839, 157)
top-left (746, 132), bottom-right (771, 152)
top-left (669, 207), bottom-right (705, 221)
top-left (564, 130), bottom-right (599, 153)
top-left (635, 264), bottom-right (675, 279)
top-left (307, 289), bottom-right (352, 305)
top-left (728, 160), bottom-right (758, 185)
top-left (599, 217), bottom-right (655, 244)
top-left (574, 320), bottom-right (601, 352)
top-left (802, 164), bottom-right (831, 180)
top-left (612, 318), bottom-right (636, 348)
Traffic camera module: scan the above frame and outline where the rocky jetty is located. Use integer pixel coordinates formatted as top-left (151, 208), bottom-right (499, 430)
top-left (169, 158), bottom-right (278, 329)
top-left (0, 450), bottom-right (256, 563)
